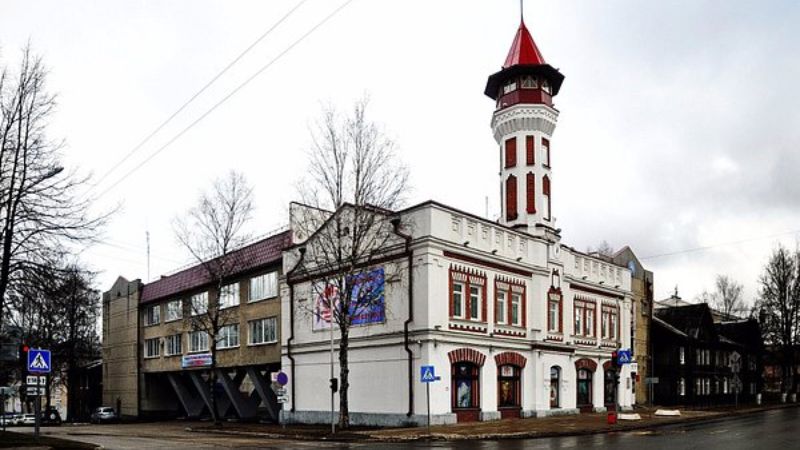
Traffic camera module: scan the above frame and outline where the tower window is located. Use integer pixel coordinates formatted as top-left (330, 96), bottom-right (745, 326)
top-left (503, 79), bottom-right (517, 95)
top-left (542, 80), bottom-right (551, 95)
top-left (521, 76), bottom-right (537, 89)
top-left (526, 136), bottom-right (535, 165)
top-left (506, 175), bottom-right (518, 221)
top-left (504, 138), bottom-right (517, 168)
top-left (526, 173), bottom-right (535, 214)
top-left (542, 138), bottom-right (551, 167)
top-left (542, 175), bottom-right (551, 221)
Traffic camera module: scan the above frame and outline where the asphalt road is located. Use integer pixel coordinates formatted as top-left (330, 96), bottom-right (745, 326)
top-left (372, 407), bottom-right (800, 449)
top-left (15, 407), bottom-right (799, 449)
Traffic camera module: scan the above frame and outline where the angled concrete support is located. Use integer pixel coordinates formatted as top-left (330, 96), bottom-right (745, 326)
top-left (247, 367), bottom-right (279, 422)
top-left (215, 369), bottom-right (257, 420)
top-left (167, 373), bottom-right (204, 418)
top-left (188, 371), bottom-right (232, 419)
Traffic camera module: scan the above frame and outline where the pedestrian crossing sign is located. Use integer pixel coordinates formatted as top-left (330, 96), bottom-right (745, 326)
top-left (28, 349), bottom-right (51, 373)
top-left (420, 365), bottom-right (439, 383)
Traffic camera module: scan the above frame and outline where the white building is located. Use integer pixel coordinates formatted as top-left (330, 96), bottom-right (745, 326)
top-left (280, 17), bottom-right (634, 426)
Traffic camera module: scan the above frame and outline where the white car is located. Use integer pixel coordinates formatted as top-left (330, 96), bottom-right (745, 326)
top-left (21, 414), bottom-right (36, 425)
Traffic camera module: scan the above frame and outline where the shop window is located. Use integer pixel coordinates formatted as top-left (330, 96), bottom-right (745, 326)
top-left (452, 362), bottom-right (480, 409)
top-left (577, 368), bottom-right (592, 406)
top-left (604, 369), bottom-right (616, 405)
top-left (550, 366), bottom-right (561, 407)
top-left (498, 365), bottom-right (521, 408)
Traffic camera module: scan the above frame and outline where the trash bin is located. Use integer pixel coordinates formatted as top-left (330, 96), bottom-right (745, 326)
top-left (756, 393), bottom-right (762, 405)
top-left (607, 412), bottom-right (617, 424)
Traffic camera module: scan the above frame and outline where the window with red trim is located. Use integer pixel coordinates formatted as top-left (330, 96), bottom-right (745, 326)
top-left (526, 136), bottom-right (535, 165)
top-left (494, 278), bottom-right (526, 328)
top-left (547, 288), bottom-right (562, 333)
top-left (601, 304), bottom-right (619, 340)
top-left (573, 299), bottom-right (597, 337)
top-left (504, 137), bottom-right (517, 168)
top-left (449, 267), bottom-right (487, 323)
top-left (526, 173), bottom-right (535, 214)
top-left (506, 175), bottom-right (518, 221)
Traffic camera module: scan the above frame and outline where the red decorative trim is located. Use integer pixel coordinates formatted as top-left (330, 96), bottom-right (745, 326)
top-left (444, 251), bottom-right (533, 277)
top-left (569, 283), bottom-right (624, 299)
top-left (449, 323), bottom-right (488, 334)
top-left (448, 348), bottom-right (487, 367)
top-left (602, 360), bottom-right (613, 371)
top-left (574, 358), bottom-right (597, 372)
top-left (494, 328), bottom-right (526, 338)
top-left (495, 351), bottom-right (527, 368)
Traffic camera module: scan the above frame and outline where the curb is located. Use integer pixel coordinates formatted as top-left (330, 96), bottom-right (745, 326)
top-left (186, 403), bottom-right (799, 443)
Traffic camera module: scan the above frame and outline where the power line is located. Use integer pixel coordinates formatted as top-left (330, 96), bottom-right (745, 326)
top-left (641, 228), bottom-right (800, 261)
top-left (83, 0), bottom-right (310, 199)
top-left (93, 0), bottom-right (355, 202)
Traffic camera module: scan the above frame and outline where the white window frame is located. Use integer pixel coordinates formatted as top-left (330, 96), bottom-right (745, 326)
top-left (190, 292), bottom-right (208, 316)
top-left (248, 317), bottom-right (278, 345)
top-left (574, 303), bottom-right (584, 336)
top-left (469, 285), bottom-right (482, 321)
top-left (585, 303), bottom-right (595, 337)
top-left (495, 290), bottom-right (507, 325)
top-left (165, 334), bottom-right (182, 356)
top-left (510, 292), bottom-right (521, 326)
top-left (217, 324), bottom-right (240, 349)
top-left (144, 305), bottom-right (160, 326)
top-left (166, 300), bottom-right (182, 322)
top-left (548, 299), bottom-right (560, 333)
top-left (452, 282), bottom-right (465, 319)
top-left (189, 331), bottom-right (209, 353)
top-left (249, 272), bottom-right (278, 302)
top-left (144, 338), bottom-right (160, 358)
top-left (219, 283), bottom-right (240, 309)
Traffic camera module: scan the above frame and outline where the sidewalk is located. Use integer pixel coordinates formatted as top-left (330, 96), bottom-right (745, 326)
top-left (188, 402), bottom-right (799, 442)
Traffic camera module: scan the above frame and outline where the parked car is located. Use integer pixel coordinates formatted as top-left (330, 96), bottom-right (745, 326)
top-left (90, 406), bottom-right (117, 424)
top-left (40, 407), bottom-right (62, 426)
top-left (0, 412), bottom-right (17, 426)
top-left (21, 414), bottom-right (36, 425)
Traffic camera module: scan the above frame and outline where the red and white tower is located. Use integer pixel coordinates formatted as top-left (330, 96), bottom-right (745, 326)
top-left (485, 16), bottom-right (564, 235)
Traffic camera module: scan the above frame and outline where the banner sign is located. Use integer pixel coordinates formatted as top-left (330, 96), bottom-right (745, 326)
top-left (182, 353), bottom-right (212, 369)
top-left (312, 268), bottom-right (385, 330)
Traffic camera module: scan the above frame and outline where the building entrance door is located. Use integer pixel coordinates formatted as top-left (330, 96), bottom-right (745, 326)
top-left (577, 368), bottom-right (593, 411)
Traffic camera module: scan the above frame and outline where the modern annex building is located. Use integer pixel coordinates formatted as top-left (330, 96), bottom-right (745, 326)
top-left (280, 18), bottom-right (638, 425)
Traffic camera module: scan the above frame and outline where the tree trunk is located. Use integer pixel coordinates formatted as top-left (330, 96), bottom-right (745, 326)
top-left (338, 326), bottom-right (350, 429)
top-left (209, 352), bottom-right (220, 426)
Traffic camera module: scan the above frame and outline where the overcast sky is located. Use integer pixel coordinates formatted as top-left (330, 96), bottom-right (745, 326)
top-left (2, 0), bottom-right (799, 305)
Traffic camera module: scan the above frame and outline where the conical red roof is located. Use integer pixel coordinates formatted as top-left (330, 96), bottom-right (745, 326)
top-left (503, 20), bottom-right (546, 68)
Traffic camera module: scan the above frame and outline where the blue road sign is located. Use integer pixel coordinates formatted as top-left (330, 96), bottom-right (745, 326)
top-left (28, 349), bottom-right (51, 373)
top-left (420, 365), bottom-right (439, 383)
top-left (617, 349), bottom-right (632, 365)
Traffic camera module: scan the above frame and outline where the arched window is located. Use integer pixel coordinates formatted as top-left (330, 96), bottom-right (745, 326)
top-left (526, 172), bottom-right (535, 214)
top-left (506, 175), bottom-right (518, 221)
top-left (452, 362), bottom-right (480, 409)
top-left (550, 366), bottom-right (561, 408)
top-left (498, 365), bottom-right (521, 411)
top-left (604, 369), bottom-right (616, 406)
top-left (577, 368), bottom-right (593, 407)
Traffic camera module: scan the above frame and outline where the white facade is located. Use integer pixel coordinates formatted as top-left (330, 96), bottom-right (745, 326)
top-left (280, 202), bottom-right (634, 425)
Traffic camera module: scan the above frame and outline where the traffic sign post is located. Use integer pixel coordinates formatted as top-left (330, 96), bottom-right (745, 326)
top-left (26, 348), bottom-right (50, 439)
top-left (28, 349), bottom-right (51, 373)
top-left (420, 365), bottom-right (440, 434)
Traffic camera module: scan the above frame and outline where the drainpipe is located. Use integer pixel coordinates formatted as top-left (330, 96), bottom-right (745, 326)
top-left (391, 217), bottom-right (414, 418)
top-left (286, 247), bottom-right (306, 413)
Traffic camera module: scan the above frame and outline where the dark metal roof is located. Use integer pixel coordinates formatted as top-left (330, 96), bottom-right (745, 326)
top-left (140, 230), bottom-right (292, 304)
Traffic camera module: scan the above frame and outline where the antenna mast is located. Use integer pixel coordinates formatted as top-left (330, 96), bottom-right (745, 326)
top-left (146, 230), bottom-right (151, 282)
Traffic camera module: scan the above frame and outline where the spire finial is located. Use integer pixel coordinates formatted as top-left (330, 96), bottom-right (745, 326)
top-left (520, 0), bottom-right (524, 22)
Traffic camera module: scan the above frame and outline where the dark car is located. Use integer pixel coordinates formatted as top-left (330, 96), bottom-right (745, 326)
top-left (40, 407), bottom-right (62, 426)
top-left (90, 406), bottom-right (117, 424)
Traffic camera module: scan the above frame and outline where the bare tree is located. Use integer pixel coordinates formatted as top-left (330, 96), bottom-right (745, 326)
top-left (587, 241), bottom-right (614, 258)
top-left (753, 244), bottom-right (800, 394)
top-left (293, 98), bottom-right (409, 429)
top-left (697, 274), bottom-right (746, 318)
top-left (174, 170), bottom-right (254, 425)
top-left (0, 46), bottom-right (105, 334)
